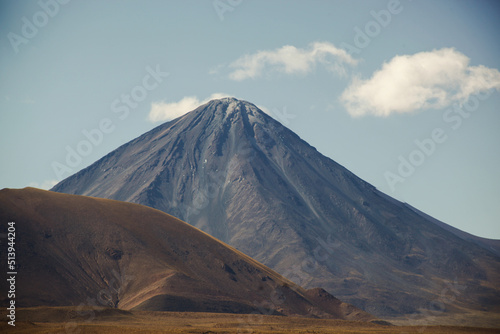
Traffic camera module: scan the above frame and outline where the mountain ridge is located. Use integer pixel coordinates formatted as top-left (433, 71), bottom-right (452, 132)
top-left (402, 202), bottom-right (500, 257)
top-left (0, 187), bottom-right (373, 321)
top-left (51, 97), bottom-right (500, 324)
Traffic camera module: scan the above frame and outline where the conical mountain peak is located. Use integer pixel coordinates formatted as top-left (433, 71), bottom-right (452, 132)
top-left (204, 97), bottom-right (253, 109)
top-left (197, 97), bottom-right (269, 123)
top-left (208, 96), bottom-right (241, 105)
top-left (52, 98), bottom-right (500, 323)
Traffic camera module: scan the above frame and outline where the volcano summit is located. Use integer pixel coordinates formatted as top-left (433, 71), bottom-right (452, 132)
top-left (52, 98), bottom-right (500, 324)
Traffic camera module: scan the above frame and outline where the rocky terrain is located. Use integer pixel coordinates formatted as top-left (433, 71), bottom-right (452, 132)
top-left (51, 98), bottom-right (500, 325)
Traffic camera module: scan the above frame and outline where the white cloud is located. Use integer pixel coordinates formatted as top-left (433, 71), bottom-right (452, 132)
top-left (341, 48), bottom-right (500, 117)
top-left (208, 64), bottom-right (225, 75)
top-left (147, 93), bottom-right (294, 125)
top-left (147, 93), bottom-right (232, 122)
top-left (28, 179), bottom-right (58, 190)
top-left (228, 42), bottom-right (358, 81)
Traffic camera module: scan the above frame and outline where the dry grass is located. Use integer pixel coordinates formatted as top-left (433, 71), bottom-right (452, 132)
top-left (0, 188), bottom-right (371, 320)
top-left (1, 307), bottom-right (498, 334)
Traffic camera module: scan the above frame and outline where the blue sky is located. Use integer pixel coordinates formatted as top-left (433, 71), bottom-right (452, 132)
top-left (1, 0), bottom-right (499, 238)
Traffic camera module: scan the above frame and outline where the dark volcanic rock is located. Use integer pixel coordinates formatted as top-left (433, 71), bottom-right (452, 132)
top-left (52, 98), bottom-right (500, 321)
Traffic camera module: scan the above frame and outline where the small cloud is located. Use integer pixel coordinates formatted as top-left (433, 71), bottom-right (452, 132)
top-left (208, 64), bottom-right (225, 76)
top-left (228, 41), bottom-right (358, 81)
top-left (147, 93), bottom-right (232, 122)
top-left (28, 179), bottom-right (58, 190)
top-left (340, 48), bottom-right (500, 117)
top-left (148, 94), bottom-right (295, 125)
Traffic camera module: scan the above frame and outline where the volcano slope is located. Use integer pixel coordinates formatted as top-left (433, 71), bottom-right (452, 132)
top-left (51, 98), bottom-right (500, 324)
top-left (0, 187), bottom-right (373, 321)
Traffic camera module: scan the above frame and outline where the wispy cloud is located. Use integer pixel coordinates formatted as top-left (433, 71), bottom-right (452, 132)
top-left (22, 98), bottom-right (35, 104)
top-left (3, 96), bottom-right (35, 104)
top-left (147, 93), bottom-right (231, 122)
top-left (28, 179), bottom-right (58, 190)
top-left (228, 42), bottom-right (358, 81)
top-left (341, 48), bottom-right (500, 117)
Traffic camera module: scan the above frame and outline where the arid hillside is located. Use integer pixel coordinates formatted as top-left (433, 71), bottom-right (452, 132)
top-left (0, 187), bottom-right (372, 321)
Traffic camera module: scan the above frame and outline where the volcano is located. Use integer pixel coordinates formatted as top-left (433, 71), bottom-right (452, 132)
top-left (52, 97), bottom-right (500, 324)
